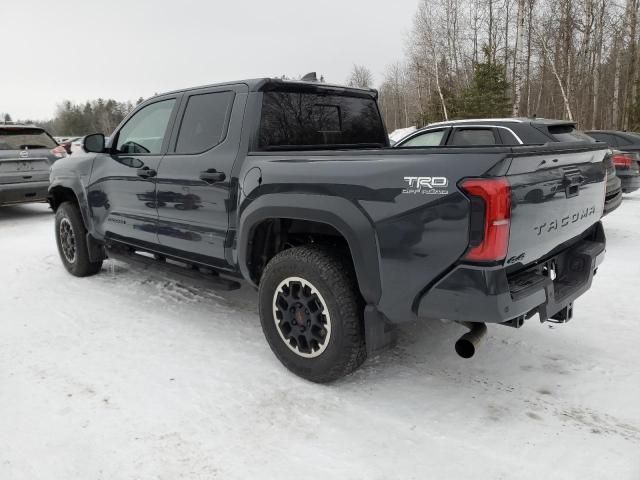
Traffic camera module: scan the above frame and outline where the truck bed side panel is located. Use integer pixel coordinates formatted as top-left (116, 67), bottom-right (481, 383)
top-left (240, 149), bottom-right (511, 323)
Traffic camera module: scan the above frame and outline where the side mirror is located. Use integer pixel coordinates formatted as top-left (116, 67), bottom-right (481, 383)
top-left (84, 133), bottom-right (105, 153)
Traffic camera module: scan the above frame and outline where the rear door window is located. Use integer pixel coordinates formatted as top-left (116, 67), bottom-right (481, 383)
top-left (0, 128), bottom-right (57, 150)
top-left (449, 128), bottom-right (498, 146)
top-left (497, 128), bottom-right (520, 145)
top-left (399, 129), bottom-right (446, 147)
top-left (174, 91), bottom-right (235, 154)
top-left (258, 91), bottom-right (387, 150)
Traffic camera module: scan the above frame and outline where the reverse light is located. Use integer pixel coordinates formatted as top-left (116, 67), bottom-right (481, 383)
top-left (611, 153), bottom-right (632, 168)
top-left (460, 177), bottom-right (511, 263)
top-left (50, 145), bottom-right (68, 159)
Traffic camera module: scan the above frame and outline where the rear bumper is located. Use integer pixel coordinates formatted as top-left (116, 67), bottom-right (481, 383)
top-left (417, 222), bottom-right (606, 324)
top-left (603, 185), bottom-right (623, 215)
top-left (619, 174), bottom-right (640, 193)
top-left (0, 181), bottom-right (50, 205)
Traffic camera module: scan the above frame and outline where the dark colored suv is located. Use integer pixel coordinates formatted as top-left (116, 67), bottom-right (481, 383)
top-left (395, 119), bottom-right (623, 215)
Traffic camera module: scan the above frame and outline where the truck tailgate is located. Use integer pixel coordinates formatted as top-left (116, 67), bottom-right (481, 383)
top-left (505, 146), bottom-right (607, 266)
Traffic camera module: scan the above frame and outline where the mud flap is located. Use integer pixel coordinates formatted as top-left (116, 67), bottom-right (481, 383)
top-left (364, 305), bottom-right (397, 355)
top-left (86, 233), bottom-right (106, 263)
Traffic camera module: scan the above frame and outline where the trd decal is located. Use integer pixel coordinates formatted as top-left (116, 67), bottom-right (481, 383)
top-left (403, 176), bottom-right (449, 195)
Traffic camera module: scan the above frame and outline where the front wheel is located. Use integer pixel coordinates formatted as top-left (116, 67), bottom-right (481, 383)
top-left (55, 201), bottom-right (103, 277)
top-left (258, 246), bottom-right (366, 383)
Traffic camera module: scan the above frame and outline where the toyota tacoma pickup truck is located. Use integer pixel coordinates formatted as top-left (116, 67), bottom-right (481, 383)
top-left (49, 78), bottom-right (607, 382)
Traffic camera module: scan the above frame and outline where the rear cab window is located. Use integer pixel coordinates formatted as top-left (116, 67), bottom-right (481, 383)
top-left (257, 89), bottom-right (388, 150)
top-left (0, 127), bottom-right (57, 150)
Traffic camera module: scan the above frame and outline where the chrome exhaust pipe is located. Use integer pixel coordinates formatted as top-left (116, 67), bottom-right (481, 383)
top-left (455, 322), bottom-right (487, 359)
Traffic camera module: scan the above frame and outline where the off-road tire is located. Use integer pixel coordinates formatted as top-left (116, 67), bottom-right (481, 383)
top-left (259, 245), bottom-right (366, 383)
top-left (55, 201), bottom-right (103, 277)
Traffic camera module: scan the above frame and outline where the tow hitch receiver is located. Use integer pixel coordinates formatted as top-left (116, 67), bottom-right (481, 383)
top-left (549, 302), bottom-right (573, 323)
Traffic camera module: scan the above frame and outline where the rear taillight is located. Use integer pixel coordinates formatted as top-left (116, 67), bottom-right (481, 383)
top-left (50, 145), bottom-right (67, 159)
top-left (611, 153), bottom-right (632, 168)
top-left (460, 177), bottom-right (511, 263)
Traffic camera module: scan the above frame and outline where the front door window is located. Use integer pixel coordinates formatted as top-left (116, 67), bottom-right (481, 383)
top-left (115, 100), bottom-right (176, 154)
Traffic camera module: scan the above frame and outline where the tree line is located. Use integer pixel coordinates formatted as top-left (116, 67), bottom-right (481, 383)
top-left (4, 98), bottom-right (143, 136)
top-left (350, 0), bottom-right (640, 133)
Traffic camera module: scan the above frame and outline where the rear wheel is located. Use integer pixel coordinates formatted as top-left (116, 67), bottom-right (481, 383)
top-left (55, 201), bottom-right (103, 277)
top-left (258, 246), bottom-right (366, 383)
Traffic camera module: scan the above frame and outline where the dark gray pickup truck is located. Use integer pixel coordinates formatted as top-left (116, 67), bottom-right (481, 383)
top-left (49, 78), bottom-right (607, 382)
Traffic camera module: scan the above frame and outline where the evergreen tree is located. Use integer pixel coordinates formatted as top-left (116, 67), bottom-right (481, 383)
top-left (455, 49), bottom-right (511, 119)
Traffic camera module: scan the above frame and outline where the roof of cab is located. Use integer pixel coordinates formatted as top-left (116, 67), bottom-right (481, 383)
top-left (158, 77), bottom-right (378, 97)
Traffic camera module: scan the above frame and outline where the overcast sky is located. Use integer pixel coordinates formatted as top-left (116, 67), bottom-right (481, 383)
top-left (1, 0), bottom-right (418, 120)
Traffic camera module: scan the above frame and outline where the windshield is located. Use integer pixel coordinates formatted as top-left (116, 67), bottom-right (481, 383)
top-left (258, 91), bottom-right (387, 150)
top-left (0, 127), bottom-right (57, 150)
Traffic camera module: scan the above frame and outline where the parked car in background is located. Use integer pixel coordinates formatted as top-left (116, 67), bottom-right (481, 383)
top-left (606, 150), bottom-right (640, 193)
top-left (393, 118), bottom-right (598, 147)
top-left (603, 156), bottom-right (623, 214)
top-left (388, 126), bottom-right (416, 146)
top-left (394, 118), bottom-right (623, 215)
top-left (584, 131), bottom-right (640, 193)
top-left (0, 124), bottom-right (66, 206)
top-left (584, 130), bottom-right (640, 153)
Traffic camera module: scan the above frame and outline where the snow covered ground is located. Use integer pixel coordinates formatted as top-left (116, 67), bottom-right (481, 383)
top-left (1, 194), bottom-right (639, 480)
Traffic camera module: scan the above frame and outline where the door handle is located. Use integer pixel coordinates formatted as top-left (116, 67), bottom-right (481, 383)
top-left (137, 166), bottom-right (157, 178)
top-left (200, 169), bottom-right (226, 184)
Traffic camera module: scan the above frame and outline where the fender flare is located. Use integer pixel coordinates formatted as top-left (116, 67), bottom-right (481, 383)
top-left (237, 194), bottom-right (382, 305)
top-left (48, 177), bottom-right (93, 233)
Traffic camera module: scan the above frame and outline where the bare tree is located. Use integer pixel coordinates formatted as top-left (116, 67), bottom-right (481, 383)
top-left (347, 65), bottom-right (374, 89)
top-left (376, 0), bottom-right (640, 130)
top-left (623, 0), bottom-right (639, 129)
top-left (512, 0), bottom-right (527, 115)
